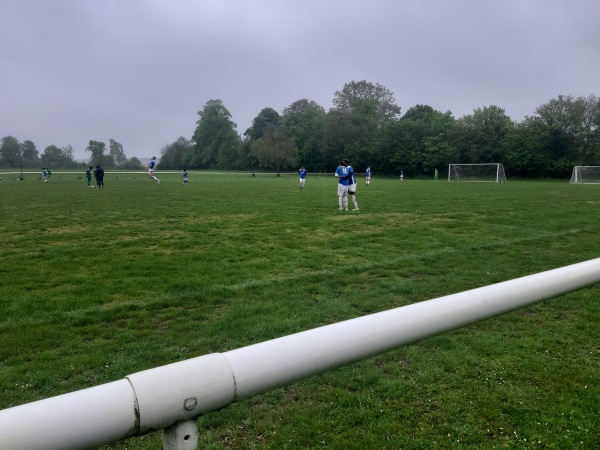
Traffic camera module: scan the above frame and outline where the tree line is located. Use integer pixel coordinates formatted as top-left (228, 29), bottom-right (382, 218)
top-left (160, 81), bottom-right (600, 178)
top-left (0, 137), bottom-right (143, 171)
top-left (3, 80), bottom-right (599, 178)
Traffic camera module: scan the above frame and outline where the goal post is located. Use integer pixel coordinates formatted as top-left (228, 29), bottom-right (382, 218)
top-left (448, 163), bottom-right (507, 183)
top-left (569, 166), bottom-right (600, 184)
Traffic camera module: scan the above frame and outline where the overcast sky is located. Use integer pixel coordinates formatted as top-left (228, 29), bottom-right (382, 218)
top-left (2, 0), bottom-right (599, 161)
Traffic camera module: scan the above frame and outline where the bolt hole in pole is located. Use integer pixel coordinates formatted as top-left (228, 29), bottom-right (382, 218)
top-left (162, 420), bottom-right (198, 450)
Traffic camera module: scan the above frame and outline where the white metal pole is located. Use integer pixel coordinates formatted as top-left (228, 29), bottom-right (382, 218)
top-left (223, 257), bottom-right (600, 400)
top-left (1, 258), bottom-right (600, 449)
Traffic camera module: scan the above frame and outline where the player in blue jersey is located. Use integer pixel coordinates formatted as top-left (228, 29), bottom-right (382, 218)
top-left (41, 168), bottom-right (48, 183)
top-left (365, 167), bottom-right (371, 185)
top-left (348, 166), bottom-right (359, 211)
top-left (299, 166), bottom-right (307, 189)
top-left (146, 157), bottom-right (160, 184)
top-left (335, 159), bottom-right (353, 210)
top-left (182, 169), bottom-right (189, 185)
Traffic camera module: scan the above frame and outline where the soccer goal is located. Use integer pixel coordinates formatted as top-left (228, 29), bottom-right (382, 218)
top-left (448, 163), bottom-right (507, 183)
top-left (569, 166), bottom-right (600, 184)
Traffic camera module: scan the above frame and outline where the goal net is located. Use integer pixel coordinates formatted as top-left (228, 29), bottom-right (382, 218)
top-left (448, 163), bottom-right (507, 183)
top-left (569, 166), bottom-right (600, 184)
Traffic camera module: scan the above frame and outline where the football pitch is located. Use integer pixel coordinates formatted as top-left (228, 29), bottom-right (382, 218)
top-left (1, 173), bottom-right (599, 448)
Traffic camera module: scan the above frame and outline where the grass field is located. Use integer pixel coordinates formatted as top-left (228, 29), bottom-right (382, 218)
top-left (1, 171), bottom-right (599, 449)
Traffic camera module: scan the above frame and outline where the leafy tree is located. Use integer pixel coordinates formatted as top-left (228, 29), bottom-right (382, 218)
top-left (503, 119), bottom-right (557, 177)
top-left (41, 145), bottom-right (73, 168)
top-left (250, 126), bottom-right (297, 172)
top-left (281, 99), bottom-right (327, 171)
top-left (159, 136), bottom-right (194, 170)
top-left (109, 139), bottom-right (127, 168)
top-left (245, 108), bottom-right (281, 141)
top-left (534, 95), bottom-right (600, 165)
top-left (86, 140), bottom-right (108, 168)
top-left (120, 157), bottom-right (144, 170)
top-left (378, 105), bottom-right (456, 176)
top-left (333, 80), bottom-right (401, 126)
top-left (21, 140), bottom-right (39, 168)
top-left (191, 100), bottom-right (241, 169)
top-left (327, 81), bottom-right (401, 171)
top-left (322, 109), bottom-right (354, 171)
top-left (0, 136), bottom-right (22, 168)
top-left (453, 105), bottom-right (514, 164)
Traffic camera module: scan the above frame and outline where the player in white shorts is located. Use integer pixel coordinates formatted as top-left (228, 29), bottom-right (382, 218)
top-left (348, 169), bottom-right (359, 211)
top-left (146, 157), bottom-right (160, 184)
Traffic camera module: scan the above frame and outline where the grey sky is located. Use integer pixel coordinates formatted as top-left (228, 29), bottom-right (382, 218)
top-left (2, 0), bottom-right (599, 161)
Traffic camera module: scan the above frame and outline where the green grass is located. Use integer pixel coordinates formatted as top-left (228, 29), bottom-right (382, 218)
top-left (1, 172), bottom-right (599, 449)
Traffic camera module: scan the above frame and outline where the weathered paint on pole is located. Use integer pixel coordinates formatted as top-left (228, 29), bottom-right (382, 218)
top-left (1, 258), bottom-right (600, 450)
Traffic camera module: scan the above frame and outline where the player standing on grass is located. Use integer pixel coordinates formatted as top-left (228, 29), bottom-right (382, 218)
top-left (365, 166), bottom-right (371, 185)
top-left (348, 164), bottom-right (359, 211)
top-left (146, 157), bottom-right (160, 184)
top-left (94, 165), bottom-right (104, 188)
top-left (182, 169), bottom-right (189, 185)
top-left (41, 168), bottom-right (48, 183)
top-left (299, 166), bottom-right (306, 189)
top-left (335, 159), bottom-right (353, 211)
top-left (86, 166), bottom-right (93, 187)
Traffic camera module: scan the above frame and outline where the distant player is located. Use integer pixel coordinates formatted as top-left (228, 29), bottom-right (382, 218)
top-left (335, 159), bottom-right (353, 211)
top-left (41, 168), bottom-right (48, 183)
top-left (94, 165), bottom-right (104, 188)
top-left (365, 167), bottom-right (371, 185)
top-left (434, 168), bottom-right (439, 183)
top-left (86, 166), bottom-right (93, 187)
top-left (146, 157), bottom-right (160, 184)
top-left (299, 166), bottom-right (306, 189)
top-left (182, 169), bottom-right (189, 185)
top-left (348, 164), bottom-right (359, 211)
top-left (400, 170), bottom-right (404, 181)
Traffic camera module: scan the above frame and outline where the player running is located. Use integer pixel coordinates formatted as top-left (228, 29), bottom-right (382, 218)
top-left (146, 157), bottom-right (160, 184)
top-left (299, 166), bottom-right (307, 189)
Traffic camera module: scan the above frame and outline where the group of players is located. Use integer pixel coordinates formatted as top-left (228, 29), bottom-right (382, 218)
top-left (299, 160), bottom-right (371, 211)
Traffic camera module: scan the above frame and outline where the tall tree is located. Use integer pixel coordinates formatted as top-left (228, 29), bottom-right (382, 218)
top-left (281, 99), bottom-right (327, 171)
top-left (250, 126), bottom-right (297, 172)
top-left (87, 140), bottom-right (107, 168)
top-left (454, 105), bottom-right (514, 163)
top-left (333, 80), bottom-right (401, 126)
top-left (41, 145), bottom-right (73, 168)
top-left (109, 139), bottom-right (127, 168)
top-left (377, 105), bottom-right (456, 176)
top-left (159, 136), bottom-right (194, 170)
top-left (534, 94), bottom-right (600, 164)
top-left (21, 140), bottom-right (39, 167)
top-left (191, 100), bottom-right (241, 169)
top-left (245, 107), bottom-right (281, 141)
top-left (0, 136), bottom-right (22, 168)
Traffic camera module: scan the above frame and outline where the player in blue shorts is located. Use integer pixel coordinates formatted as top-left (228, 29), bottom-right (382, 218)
top-left (182, 169), bottom-right (189, 185)
top-left (299, 166), bottom-right (306, 189)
